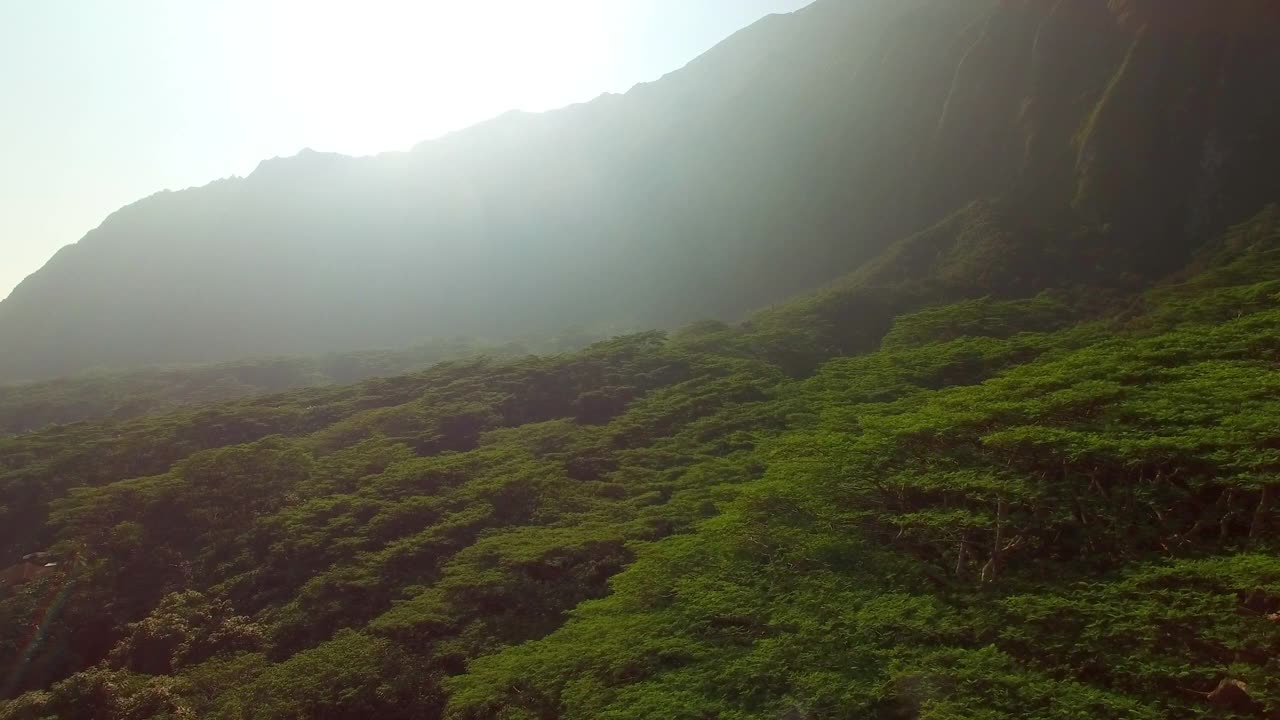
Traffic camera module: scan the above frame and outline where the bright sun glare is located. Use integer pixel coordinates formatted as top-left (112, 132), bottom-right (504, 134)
top-left (256, 1), bottom-right (612, 156)
top-left (2, 0), bottom-right (811, 301)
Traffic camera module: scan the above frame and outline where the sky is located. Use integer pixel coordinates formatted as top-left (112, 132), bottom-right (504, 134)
top-left (0, 0), bottom-right (814, 302)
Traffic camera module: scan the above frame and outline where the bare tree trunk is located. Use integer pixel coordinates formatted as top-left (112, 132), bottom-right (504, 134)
top-left (982, 497), bottom-right (1006, 584)
top-left (1220, 489), bottom-right (1237, 543)
top-left (1251, 485), bottom-right (1271, 540)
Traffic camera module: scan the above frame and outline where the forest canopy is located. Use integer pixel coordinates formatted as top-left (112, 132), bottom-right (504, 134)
top-left (1, 207), bottom-right (1278, 718)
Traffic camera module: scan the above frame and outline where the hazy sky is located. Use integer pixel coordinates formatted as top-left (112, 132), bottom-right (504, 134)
top-left (0, 0), bottom-right (813, 301)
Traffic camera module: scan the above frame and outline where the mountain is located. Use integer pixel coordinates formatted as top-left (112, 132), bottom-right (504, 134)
top-left (3, 209), bottom-right (1279, 719)
top-left (3, 0), bottom-right (1277, 382)
top-left (4, 1), bottom-right (1280, 718)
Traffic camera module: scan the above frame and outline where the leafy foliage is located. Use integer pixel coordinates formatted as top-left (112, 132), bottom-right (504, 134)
top-left (2, 213), bottom-right (1279, 718)
top-left (0, 335), bottom-right (584, 437)
top-left (2, 0), bottom-right (1280, 714)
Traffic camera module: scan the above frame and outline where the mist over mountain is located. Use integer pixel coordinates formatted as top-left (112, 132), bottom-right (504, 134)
top-left (4, 0), bottom-right (1276, 383)
top-left (5, 1), bottom-right (1280, 718)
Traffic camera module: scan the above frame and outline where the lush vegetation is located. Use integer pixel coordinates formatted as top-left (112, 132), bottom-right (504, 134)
top-left (0, 333), bottom-right (603, 437)
top-left (2, 1), bottom-right (1279, 715)
top-left (1, 206), bottom-right (1277, 719)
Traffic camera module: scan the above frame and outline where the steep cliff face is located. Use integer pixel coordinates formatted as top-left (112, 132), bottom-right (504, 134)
top-left (1072, 1), bottom-right (1280, 262)
top-left (2, 0), bottom-right (1278, 382)
top-left (906, 0), bottom-right (1280, 285)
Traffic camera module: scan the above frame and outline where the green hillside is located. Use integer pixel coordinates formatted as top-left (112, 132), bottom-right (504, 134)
top-left (0, 333), bottom-right (602, 438)
top-left (3, 0), bottom-right (1280, 717)
top-left (2, 207), bottom-right (1277, 718)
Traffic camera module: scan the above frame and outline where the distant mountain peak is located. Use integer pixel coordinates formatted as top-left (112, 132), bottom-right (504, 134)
top-left (250, 147), bottom-right (351, 179)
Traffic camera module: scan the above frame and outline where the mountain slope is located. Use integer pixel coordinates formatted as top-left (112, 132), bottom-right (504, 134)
top-left (2, 208), bottom-right (1278, 719)
top-left (4, 4), bottom-right (1280, 715)
top-left (0, 333), bottom-right (604, 438)
top-left (3, 0), bottom-right (1277, 382)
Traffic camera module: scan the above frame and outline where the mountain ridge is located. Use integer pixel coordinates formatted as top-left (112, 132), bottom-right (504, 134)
top-left (4, 2), bottom-right (1280, 717)
top-left (2, 0), bottom-right (1278, 381)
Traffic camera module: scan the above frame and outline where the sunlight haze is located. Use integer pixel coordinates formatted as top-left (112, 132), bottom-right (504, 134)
top-left (0, 0), bottom-right (812, 301)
